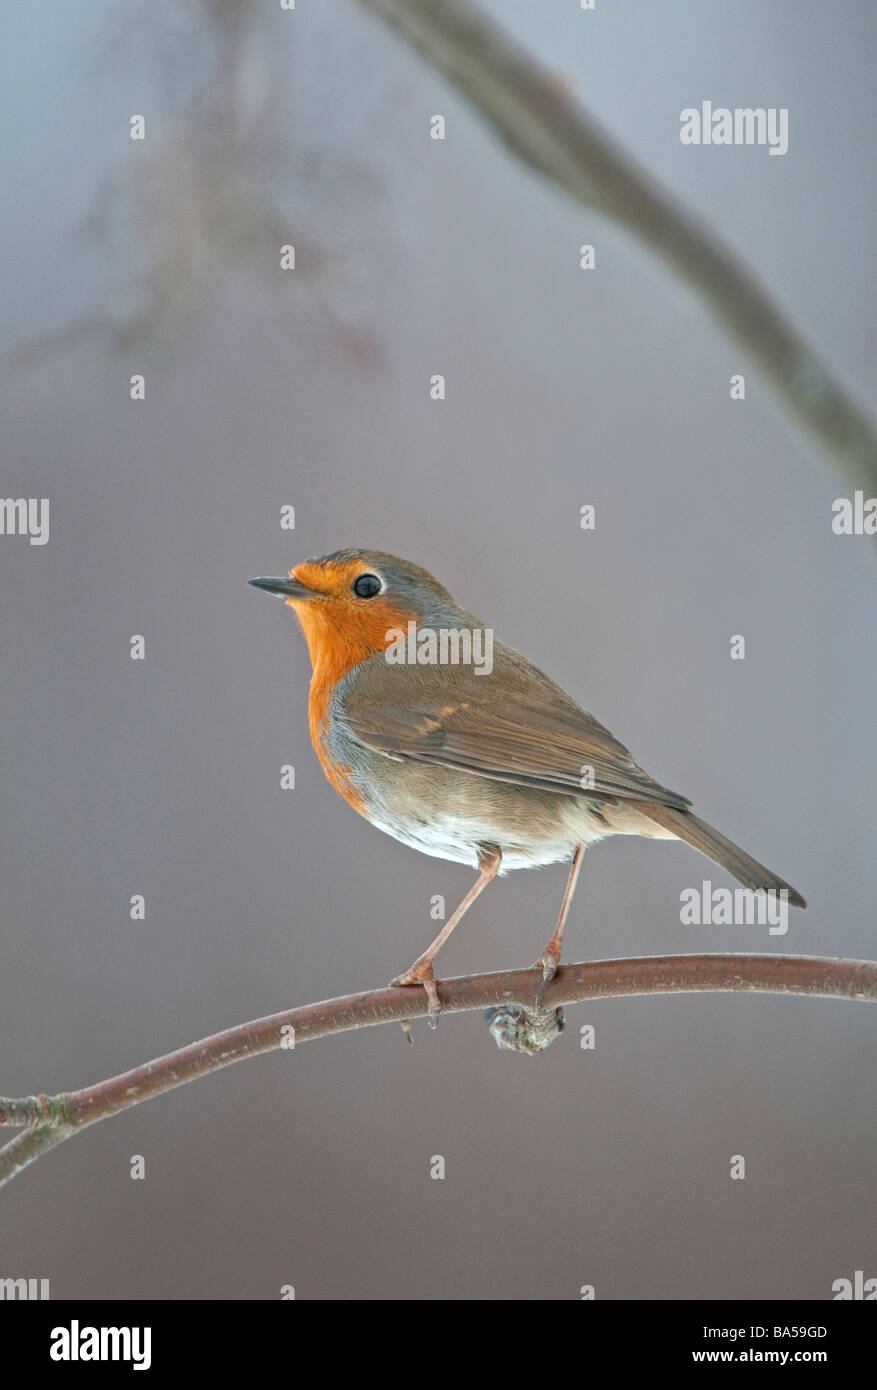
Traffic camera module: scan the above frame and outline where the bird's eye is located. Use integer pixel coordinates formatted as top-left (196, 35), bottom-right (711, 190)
top-left (352, 573), bottom-right (382, 599)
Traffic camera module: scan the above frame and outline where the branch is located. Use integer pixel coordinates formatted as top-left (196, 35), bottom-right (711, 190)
top-left (357, 0), bottom-right (877, 496)
top-left (2, 953), bottom-right (875, 1191)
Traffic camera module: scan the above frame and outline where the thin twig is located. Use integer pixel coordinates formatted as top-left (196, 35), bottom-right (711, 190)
top-left (357, 0), bottom-right (877, 495)
top-left (2, 953), bottom-right (874, 1191)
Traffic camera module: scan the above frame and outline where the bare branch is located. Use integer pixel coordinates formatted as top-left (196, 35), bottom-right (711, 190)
top-left (2, 953), bottom-right (875, 1191)
top-left (357, 0), bottom-right (877, 496)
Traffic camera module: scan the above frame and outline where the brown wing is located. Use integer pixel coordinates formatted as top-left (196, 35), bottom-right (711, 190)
top-left (343, 644), bottom-right (691, 811)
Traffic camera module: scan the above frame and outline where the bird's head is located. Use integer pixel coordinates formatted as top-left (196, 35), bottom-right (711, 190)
top-left (250, 549), bottom-right (463, 674)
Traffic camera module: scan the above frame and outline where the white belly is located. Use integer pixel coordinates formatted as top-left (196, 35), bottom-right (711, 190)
top-left (364, 803), bottom-right (612, 873)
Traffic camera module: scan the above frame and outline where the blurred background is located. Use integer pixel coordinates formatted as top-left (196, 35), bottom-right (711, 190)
top-left (1, 0), bottom-right (875, 1299)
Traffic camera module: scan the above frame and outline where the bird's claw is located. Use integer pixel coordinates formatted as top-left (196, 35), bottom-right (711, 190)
top-left (389, 963), bottom-right (442, 1026)
top-left (533, 949), bottom-right (560, 1006)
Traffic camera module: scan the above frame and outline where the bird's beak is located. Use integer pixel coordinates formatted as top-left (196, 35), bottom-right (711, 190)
top-left (249, 575), bottom-right (320, 600)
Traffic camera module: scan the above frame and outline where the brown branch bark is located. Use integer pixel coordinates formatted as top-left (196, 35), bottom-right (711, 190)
top-left (2, 953), bottom-right (875, 1192)
top-left (357, 0), bottom-right (877, 497)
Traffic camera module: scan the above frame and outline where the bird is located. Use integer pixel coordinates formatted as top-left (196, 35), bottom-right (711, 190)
top-left (250, 549), bottom-right (805, 1015)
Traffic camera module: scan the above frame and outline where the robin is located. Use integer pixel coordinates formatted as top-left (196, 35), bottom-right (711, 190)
top-left (250, 550), bottom-right (806, 1015)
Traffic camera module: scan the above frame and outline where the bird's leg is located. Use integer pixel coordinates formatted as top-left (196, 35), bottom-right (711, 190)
top-left (535, 844), bottom-right (585, 988)
top-left (390, 846), bottom-right (502, 1021)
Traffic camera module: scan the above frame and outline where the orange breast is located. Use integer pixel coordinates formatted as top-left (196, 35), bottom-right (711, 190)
top-left (291, 582), bottom-right (414, 818)
top-left (309, 668), bottom-right (368, 815)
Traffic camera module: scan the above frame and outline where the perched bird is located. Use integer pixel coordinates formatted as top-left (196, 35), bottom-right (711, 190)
top-left (250, 550), bottom-right (805, 1014)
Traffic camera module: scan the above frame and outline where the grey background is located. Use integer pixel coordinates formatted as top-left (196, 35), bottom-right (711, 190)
top-left (1, 0), bottom-right (874, 1299)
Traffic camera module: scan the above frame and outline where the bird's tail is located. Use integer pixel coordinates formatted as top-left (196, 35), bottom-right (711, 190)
top-left (630, 803), bottom-right (807, 908)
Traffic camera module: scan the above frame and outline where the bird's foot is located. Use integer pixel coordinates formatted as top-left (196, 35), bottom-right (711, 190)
top-left (533, 945), bottom-right (561, 1006)
top-left (389, 960), bottom-right (442, 1027)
